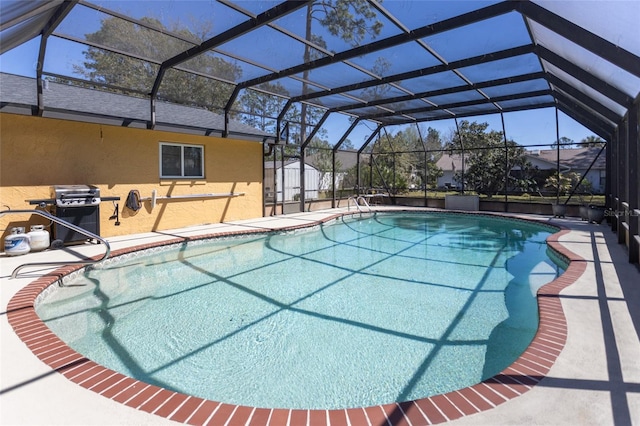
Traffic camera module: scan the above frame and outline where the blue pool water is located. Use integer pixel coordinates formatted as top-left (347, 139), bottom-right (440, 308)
top-left (37, 212), bottom-right (564, 410)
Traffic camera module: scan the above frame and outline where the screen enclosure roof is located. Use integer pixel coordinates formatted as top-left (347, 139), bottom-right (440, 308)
top-left (1, 0), bottom-right (639, 143)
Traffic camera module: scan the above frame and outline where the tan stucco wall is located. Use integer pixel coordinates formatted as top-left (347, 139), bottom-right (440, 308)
top-left (0, 113), bottom-right (263, 245)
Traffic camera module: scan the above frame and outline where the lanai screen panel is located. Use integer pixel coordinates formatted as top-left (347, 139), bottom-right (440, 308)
top-left (298, 62), bottom-right (376, 89)
top-left (458, 54), bottom-right (544, 84)
top-left (544, 63), bottom-right (629, 119)
top-left (481, 80), bottom-right (551, 99)
top-left (0, 1), bottom-right (63, 53)
top-left (420, 12), bottom-right (531, 63)
top-left (381, 1), bottom-right (502, 31)
top-left (309, 93), bottom-right (363, 110)
top-left (347, 42), bottom-right (442, 78)
top-left (530, 21), bottom-right (640, 101)
top-left (397, 72), bottom-right (469, 95)
top-left (1, 0), bottom-right (640, 143)
top-left (54, 4), bottom-right (197, 62)
top-left (532, 0), bottom-right (640, 58)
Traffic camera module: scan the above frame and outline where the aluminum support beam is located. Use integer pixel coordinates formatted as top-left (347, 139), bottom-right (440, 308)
top-left (35, 1), bottom-right (78, 117)
top-left (626, 101), bottom-right (639, 262)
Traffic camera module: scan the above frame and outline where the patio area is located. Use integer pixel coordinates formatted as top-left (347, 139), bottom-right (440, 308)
top-left (1, 208), bottom-right (638, 425)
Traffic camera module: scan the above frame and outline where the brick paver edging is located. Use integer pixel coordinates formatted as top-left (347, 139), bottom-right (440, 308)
top-left (6, 211), bottom-right (586, 426)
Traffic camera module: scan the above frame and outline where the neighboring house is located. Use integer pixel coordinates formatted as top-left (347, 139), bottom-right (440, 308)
top-left (264, 160), bottom-right (320, 202)
top-left (435, 153), bottom-right (465, 189)
top-left (435, 147), bottom-right (607, 193)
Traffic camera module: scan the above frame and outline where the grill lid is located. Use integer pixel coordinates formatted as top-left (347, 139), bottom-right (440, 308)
top-left (52, 185), bottom-right (101, 207)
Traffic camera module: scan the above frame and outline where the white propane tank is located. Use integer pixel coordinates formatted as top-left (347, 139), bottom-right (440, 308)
top-left (4, 227), bottom-right (31, 256)
top-left (28, 225), bottom-right (50, 252)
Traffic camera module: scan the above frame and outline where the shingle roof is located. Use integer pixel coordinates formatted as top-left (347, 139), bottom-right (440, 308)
top-left (533, 148), bottom-right (606, 170)
top-left (0, 73), bottom-right (269, 139)
top-left (435, 153), bottom-right (465, 171)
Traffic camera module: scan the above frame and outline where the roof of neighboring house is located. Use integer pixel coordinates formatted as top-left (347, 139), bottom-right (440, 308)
top-left (435, 147), bottom-right (606, 172)
top-left (435, 153), bottom-right (466, 172)
top-left (530, 147), bottom-right (606, 170)
top-left (0, 73), bottom-right (270, 140)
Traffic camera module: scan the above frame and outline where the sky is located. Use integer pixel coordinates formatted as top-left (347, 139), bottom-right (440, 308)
top-left (0, 0), bottom-right (598, 150)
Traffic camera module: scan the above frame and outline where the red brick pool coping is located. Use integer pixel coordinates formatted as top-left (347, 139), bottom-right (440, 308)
top-left (6, 212), bottom-right (587, 426)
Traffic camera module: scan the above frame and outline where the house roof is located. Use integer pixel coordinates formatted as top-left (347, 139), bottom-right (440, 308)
top-left (1, 0), bottom-right (638, 146)
top-left (435, 153), bottom-right (465, 172)
top-left (0, 73), bottom-right (269, 140)
top-left (532, 147), bottom-right (606, 170)
top-left (264, 159), bottom-right (295, 170)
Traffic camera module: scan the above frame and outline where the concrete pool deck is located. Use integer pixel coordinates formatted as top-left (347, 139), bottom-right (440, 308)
top-left (1, 208), bottom-right (639, 425)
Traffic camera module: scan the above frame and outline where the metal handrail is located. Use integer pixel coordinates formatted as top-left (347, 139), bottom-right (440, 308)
top-left (348, 196), bottom-right (373, 214)
top-left (0, 209), bottom-right (111, 278)
top-left (347, 196), bottom-right (361, 212)
top-left (357, 196), bottom-right (372, 212)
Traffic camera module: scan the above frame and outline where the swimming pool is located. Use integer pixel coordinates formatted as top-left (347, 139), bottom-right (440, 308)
top-left (36, 212), bottom-right (564, 411)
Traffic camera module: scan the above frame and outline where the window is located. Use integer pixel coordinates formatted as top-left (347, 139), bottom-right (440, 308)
top-left (160, 142), bottom-right (204, 178)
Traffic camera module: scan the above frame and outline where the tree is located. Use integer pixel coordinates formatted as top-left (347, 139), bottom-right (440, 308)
top-left (350, 124), bottom-right (444, 194)
top-left (358, 57), bottom-right (393, 101)
top-left (70, 16), bottom-right (241, 110)
top-left (580, 135), bottom-right (606, 147)
top-left (299, 1), bottom-right (384, 141)
top-left (397, 126), bottom-right (443, 189)
top-left (449, 121), bottom-right (530, 197)
top-left (341, 138), bottom-right (355, 150)
top-left (544, 171), bottom-right (584, 196)
top-left (307, 137), bottom-right (341, 196)
top-left (368, 127), bottom-right (445, 194)
top-left (421, 126), bottom-right (444, 188)
top-left (550, 136), bottom-right (575, 149)
top-left (238, 83), bottom-right (289, 132)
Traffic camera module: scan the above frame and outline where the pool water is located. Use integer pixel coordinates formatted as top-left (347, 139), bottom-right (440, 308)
top-left (37, 213), bottom-right (564, 410)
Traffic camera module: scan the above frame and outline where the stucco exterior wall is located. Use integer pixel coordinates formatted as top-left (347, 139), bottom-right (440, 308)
top-left (0, 113), bottom-right (263, 244)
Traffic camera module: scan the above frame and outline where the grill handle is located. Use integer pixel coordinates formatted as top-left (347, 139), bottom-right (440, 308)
top-left (59, 193), bottom-right (98, 199)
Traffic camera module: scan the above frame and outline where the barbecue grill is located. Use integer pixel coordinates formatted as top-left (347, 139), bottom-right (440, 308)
top-left (50, 185), bottom-right (101, 243)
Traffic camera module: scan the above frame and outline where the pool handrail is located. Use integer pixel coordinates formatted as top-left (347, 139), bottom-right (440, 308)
top-left (348, 196), bottom-right (373, 214)
top-left (0, 209), bottom-right (111, 279)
